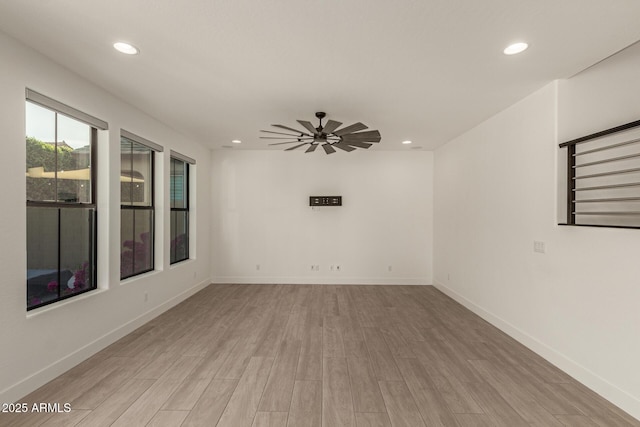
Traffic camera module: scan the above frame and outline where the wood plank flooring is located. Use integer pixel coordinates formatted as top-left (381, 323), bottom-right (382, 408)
top-left (2, 284), bottom-right (638, 427)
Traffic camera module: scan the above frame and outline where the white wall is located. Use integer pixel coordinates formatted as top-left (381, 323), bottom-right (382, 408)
top-left (210, 149), bottom-right (433, 285)
top-left (434, 44), bottom-right (640, 419)
top-left (0, 31), bottom-right (212, 403)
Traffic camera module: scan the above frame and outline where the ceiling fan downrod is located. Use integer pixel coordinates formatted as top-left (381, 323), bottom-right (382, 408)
top-left (315, 111), bottom-right (326, 132)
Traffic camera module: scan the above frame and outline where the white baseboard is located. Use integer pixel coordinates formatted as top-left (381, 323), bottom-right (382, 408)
top-left (211, 276), bottom-right (429, 285)
top-left (0, 278), bottom-right (210, 404)
top-left (433, 280), bottom-right (640, 422)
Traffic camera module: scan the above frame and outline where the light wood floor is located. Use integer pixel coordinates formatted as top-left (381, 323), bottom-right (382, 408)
top-left (3, 284), bottom-right (638, 427)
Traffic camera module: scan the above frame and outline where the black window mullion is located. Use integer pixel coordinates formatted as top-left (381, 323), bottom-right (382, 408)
top-left (129, 142), bottom-right (134, 208)
top-left (170, 209), bottom-right (174, 264)
top-left (185, 163), bottom-right (189, 260)
top-left (27, 201), bottom-right (96, 209)
top-left (567, 144), bottom-right (576, 225)
top-left (149, 151), bottom-right (154, 271)
top-left (151, 151), bottom-right (155, 214)
top-left (91, 209), bottom-right (96, 287)
top-left (57, 208), bottom-right (61, 300)
top-left (54, 112), bottom-right (58, 202)
top-left (185, 163), bottom-right (189, 210)
top-left (129, 142), bottom-right (135, 274)
top-left (185, 208), bottom-right (189, 261)
top-left (170, 158), bottom-right (175, 209)
top-left (132, 209), bottom-right (137, 274)
top-left (91, 127), bottom-right (97, 205)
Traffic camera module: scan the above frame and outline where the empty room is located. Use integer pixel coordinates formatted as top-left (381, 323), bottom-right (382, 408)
top-left (1, 1), bottom-right (640, 426)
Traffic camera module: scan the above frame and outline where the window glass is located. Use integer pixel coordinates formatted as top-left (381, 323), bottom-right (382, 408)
top-left (26, 207), bottom-right (59, 308)
top-left (120, 138), bottom-right (133, 204)
top-left (133, 209), bottom-right (153, 274)
top-left (60, 208), bottom-right (95, 294)
top-left (132, 142), bottom-right (153, 206)
top-left (170, 210), bottom-right (188, 264)
top-left (26, 102), bottom-right (56, 202)
top-left (120, 209), bottom-right (135, 278)
top-left (120, 135), bottom-right (155, 279)
top-left (26, 207), bottom-right (95, 309)
top-left (121, 139), bottom-right (152, 206)
top-left (170, 158), bottom-right (186, 209)
top-left (56, 114), bottom-right (91, 203)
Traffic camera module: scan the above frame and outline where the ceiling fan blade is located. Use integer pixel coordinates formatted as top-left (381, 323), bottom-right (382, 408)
top-left (340, 130), bottom-right (381, 143)
top-left (305, 144), bottom-right (319, 153)
top-left (260, 136), bottom-right (313, 140)
top-left (285, 143), bottom-right (309, 151)
top-left (261, 129), bottom-right (304, 137)
top-left (322, 120), bottom-right (342, 135)
top-left (333, 122), bottom-right (368, 136)
top-left (268, 141), bottom-right (305, 146)
top-left (322, 143), bottom-right (336, 154)
top-left (343, 141), bottom-right (373, 149)
top-left (333, 143), bottom-right (356, 152)
top-left (272, 124), bottom-right (312, 136)
top-left (297, 120), bottom-right (319, 135)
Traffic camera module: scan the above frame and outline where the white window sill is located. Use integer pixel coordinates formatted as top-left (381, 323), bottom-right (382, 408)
top-left (26, 288), bottom-right (108, 319)
top-left (120, 269), bottom-right (161, 286)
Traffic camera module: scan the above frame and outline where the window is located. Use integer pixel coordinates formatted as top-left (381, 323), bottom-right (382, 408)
top-left (120, 131), bottom-right (162, 279)
top-left (170, 152), bottom-right (194, 264)
top-left (559, 119), bottom-right (640, 229)
top-left (26, 90), bottom-right (107, 310)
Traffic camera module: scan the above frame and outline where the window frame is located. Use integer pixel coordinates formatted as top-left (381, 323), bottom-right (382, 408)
top-left (25, 90), bottom-right (106, 310)
top-left (120, 130), bottom-right (161, 280)
top-left (169, 153), bottom-right (194, 264)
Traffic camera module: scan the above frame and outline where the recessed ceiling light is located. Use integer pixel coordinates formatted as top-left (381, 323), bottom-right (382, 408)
top-left (232, 139), bottom-right (242, 144)
top-left (503, 42), bottom-right (528, 55)
top-left (113, 42), bottom-right (139, 55)
top-left (402, 140), bottom-right (412, 145)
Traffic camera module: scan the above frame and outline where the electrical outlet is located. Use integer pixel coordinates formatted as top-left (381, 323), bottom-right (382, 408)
top-left (336, 265), bottom-right (340, 271)
top-left (256, 264), bottom-right (260, 271)
top-left (144, 292), bottom-right (148, 302)
top-left (447, 273), bottom-right (450, 281)
top-left (388, 265), bottom-right (392, 272)
top-left (534, 241), bottom-right (546, 253)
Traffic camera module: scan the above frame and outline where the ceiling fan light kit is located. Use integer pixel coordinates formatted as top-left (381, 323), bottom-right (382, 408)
top-left (260, 112), bottom-right (381, 154)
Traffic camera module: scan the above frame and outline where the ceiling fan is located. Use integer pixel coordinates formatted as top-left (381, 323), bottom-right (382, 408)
top-left (260, 112), bottom-right (381, 154)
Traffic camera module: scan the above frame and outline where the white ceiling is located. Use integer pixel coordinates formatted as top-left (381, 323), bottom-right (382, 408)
top-left (1, 0), bottom-right (640, 151)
